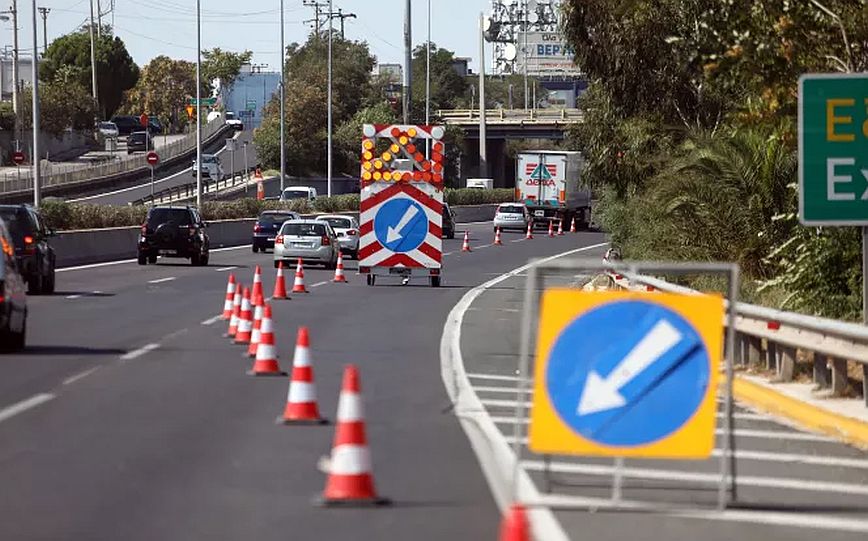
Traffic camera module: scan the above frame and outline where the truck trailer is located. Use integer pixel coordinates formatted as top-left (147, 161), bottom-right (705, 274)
top-left (515, 150), bottom-right (591, 229)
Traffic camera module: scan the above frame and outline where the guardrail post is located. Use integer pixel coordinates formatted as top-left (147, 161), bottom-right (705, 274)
top-left (765, 341), bottom-right (777, 371)
top-left (862, 364), bottom-right (868, 407)
top-left (734, 333), bottom-right (746, 365)
top-left (830, 358), bottom-right (848, 395)
top-left (812, 353), bottom-right (832, 389)
top-left (747, 337), bottom-right (762, 365)
top-left (777, 346), bottom-right (796, 382)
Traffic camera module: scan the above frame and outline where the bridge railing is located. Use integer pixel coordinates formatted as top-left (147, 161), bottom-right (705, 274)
top-left (436, 108), bottom-right (583, 124)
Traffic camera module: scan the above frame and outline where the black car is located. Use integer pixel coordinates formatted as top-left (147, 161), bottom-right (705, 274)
top-left (138, 206), bottom-right (210, 266)
top-left (110, 115), bottom-right (141, 136)
top-left (127, 131), bottom-right (154, 154)
top-left (0, 204), bottom-right (56, 294)
top-left (0, 218), bottom-right (27, 351)
top-left (442, 203), bottom-right (456, 239)
top-left (252, 210), bottom-right (300, 252)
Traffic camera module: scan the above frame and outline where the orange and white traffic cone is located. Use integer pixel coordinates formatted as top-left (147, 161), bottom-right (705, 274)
top-left (292, 258), bottom-right (308, 293)
top-left (547, 220), bottom-right (554, 238)
top-left (234, 287), bottom-right (253, 344)
top-left (525, 223), bottom-right (534, 240)
top-left (247, 304), bottom-right (287, 376)
top-left (273, 261), bottom-right (289, 300)
top-left (494, 227), bottom-right (503, 246)
top-left (557, 219), bottom-right (564, 236)
top-left (221, 274), bottom-right (236, 319)
top-left (461, 230), bottom-right (472, 252)
top-left (498, 504), bottom-right (530, 541)
top-left (224, 282), bottom-right (242, 338)
top-left (319, 364), bottom-right (389, 506)
top-left (280, 327), bottom-right (327, 425)
top-left (251, 265), bottom-right (264, 305)
top-left (255, 168), bottom-right (265, 201)
top-left (246, 299), bottom-right (264, 358)
top-left (570, 217), bottom-right (577, 233)
top-left (333, 252), bottom-right (347, 283)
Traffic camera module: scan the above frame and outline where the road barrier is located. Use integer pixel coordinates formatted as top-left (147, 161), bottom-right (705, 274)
top-left (129, 171), bottom-right (266, 206)
top-left (608, 272), bottom-right (868, 407)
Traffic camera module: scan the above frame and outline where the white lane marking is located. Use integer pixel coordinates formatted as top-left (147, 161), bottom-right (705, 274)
top-left (477, 243), bottom-right (493, 250)
top-left (459, 220), bottom-right (495, 225)
top-left (216, 266), bottom-right (238, 272)
top-left (510, 238), bottom-right (525, 243)
top-left (522, 460), bottom-right (868, 496)
top-left (147, 277), bottom-right (176, 284)
top-left (120, 343), bottom-right (160, 361)
top-left (58, 244), bottom-right (252, 273)
top-left (440, 241), bottom-right (609, 541)
top-left (467, 373), bottom-right (526, 382)
top-left (201, 315), bottom-right (223, 326)
top-left (0, 393), bottom-right (56, 424)
top-left (66, 294), bottom-right (82, 299)
top-left (62, 366), bottom-right (101, 386)
top-left (311, 281), bottom-right (328, 288)
top-left (443, 251), bottom-right (454, 256)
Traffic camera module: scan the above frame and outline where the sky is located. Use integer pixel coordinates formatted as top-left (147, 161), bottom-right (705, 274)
top-left (3, 0), bottom-right (495, 73)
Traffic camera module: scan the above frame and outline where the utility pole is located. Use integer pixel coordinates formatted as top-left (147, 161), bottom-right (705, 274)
top-left (88, 0), bottom-right (98, 117)
top-left (403, 0), bottom-right (411, 124)
top-left (279, 0), bottom-right (286, 193)
top-left (425, 0), bottom-right (431, 158)
top-left (11, 0), bottom-right (20, 145)
top-left (326, 0), bottom-right (333, 197)
top-left (96, 0), bottom-right (101, 37)
top-left (302, 0), bottom-right (329, 35)
top-left (37, 6), bottom-right (48, 53)
top-left (332, 8), bottom-right (356, 39)
top-left (195, 0), bottom-right (201, 207)
top-left (522, 0), bottom-right (529, 110)
top-left (478, 12), bottom-right (487, 179)
top-left (30, 0), bottom-right (39, 207)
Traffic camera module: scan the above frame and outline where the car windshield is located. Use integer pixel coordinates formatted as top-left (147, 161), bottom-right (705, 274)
top-left (498, 206), bottom-right (523, 214)
top-left (99, 122), bottom-right (116, 130)
top-left (259, 213), bottom-right (296, 226)
top-left (202, 155), bottom-right (217, 163)
top-left (130, 132), bottom-right (147, 142)
top-left (0, 208), bottom-right (28, 242)
top-left (320, 217), bottom-right (351, 229)
top-left (281, 190), bottom-right (309, 200)
top-left (281, 223), bottom-right (326, 237)
top-left (147, 208), bottom-right (192, 227)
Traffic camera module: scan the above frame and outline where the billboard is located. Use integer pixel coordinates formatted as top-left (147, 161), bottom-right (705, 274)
top-left (515, 32), bottom-right (580, 76)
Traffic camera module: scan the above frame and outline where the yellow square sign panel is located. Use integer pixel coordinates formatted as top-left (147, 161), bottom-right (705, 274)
top-left (528, 289), bottom-right (724, 458)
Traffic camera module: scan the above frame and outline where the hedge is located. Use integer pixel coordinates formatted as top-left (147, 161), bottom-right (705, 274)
top-left (40, 188), bottom-right (515, 231)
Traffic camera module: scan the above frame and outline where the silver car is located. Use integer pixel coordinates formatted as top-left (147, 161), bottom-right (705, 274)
top-left (493, 203), bottom-right (530, 232)
top-left (273, 219), bottom-right (339, 269)
top-left (315, 214), bottom-right (360, 259)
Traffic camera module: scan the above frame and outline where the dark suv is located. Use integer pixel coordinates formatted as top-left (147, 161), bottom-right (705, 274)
top-left (252, 210), bottom-right (300, 252)
top-left (127, 131), bottom-right (154, 154)
top-left (138, 206), bottom-right (210, 266)
top-left (110, 115), bottom-right (141, 136)
top-left (0, 205), bottom-right (56, 294)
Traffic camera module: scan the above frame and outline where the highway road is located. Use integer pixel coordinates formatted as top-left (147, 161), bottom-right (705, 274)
top-left (69, 130), bottom-right (257, 206)
top-left (0, 222), bottom-right (605, 540)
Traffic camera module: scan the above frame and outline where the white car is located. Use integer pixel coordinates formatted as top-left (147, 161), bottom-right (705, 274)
top-left (97, 121), bottom-right (119, 139)
top-left (493, 203), bottom-right (530, 232)
top-left (273, 219), bottom-right (339, 269)
top-left (224, 111), bottom-right (243, 131)
top-left (280, 186), bottom-right (317, 202)
top-left (192, 154), bottom-right (225, 180)
top-left (316, 214), bottom-right (360, 259)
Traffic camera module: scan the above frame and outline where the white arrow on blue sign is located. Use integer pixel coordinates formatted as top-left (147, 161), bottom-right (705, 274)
top-left (374, 198), bottom-right (428, 253)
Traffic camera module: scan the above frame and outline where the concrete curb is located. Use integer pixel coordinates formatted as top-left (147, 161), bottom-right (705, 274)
top-left (733, 376), bottom-right (868, 450)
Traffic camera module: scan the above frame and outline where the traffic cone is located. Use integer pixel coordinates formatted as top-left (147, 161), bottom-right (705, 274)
top-left (273, 261), bottom-right (289, 300)
top-left (461, 230), bottom-right (472, 252)
top-left (221, 273), bottom-right (236, 319)
top-left (234, 287), bottom-right (253, 344)
top-left (224, 282), bottom-right (242, 338)
top-left (246, 299), bottom-right (264, 358)
top-left (333, 252), bottom-right (347, 283)
top-left (251, 265), bottom-right (264, 305)
top-left (247, 304), bottom-right (287, 376)
top-left (547, 220), bottom-right (554, 237)
top-left (255, 168), bottom-right (265, 201)
top-left (525, 223), bottom-right (534, 240)
top-left (494, 227), bottom-right (503, 246)
top-left (498, 504), bottom-right (530, 541)
top-left (570, 217), bottom-right (577, 233)
top-left (292, 258), bottom-right (308, 293)
top-left (319, 365), bottom-right (389, 506)
top-left (280, 327), bottom-right (327, 425)
top-left (557, 219), bottom-right (564, 236)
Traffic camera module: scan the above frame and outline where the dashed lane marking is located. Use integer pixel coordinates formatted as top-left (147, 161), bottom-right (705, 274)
top-left (216, 266), bottom-right (238, 272)
top-left (147, 277), bottom-right (176, 284)
top-left (201, 315), bottom-right (223, 326)
top-left (0, 393), bottom-right (56, 424)
top-left (310, 281), bottom-right (328, 288)
top-left (58, 244), bottom-right (253, 273)
top-left (120, 343), bottom-right (160, 361)
top-left (62, 367), bottom-right (101, 386)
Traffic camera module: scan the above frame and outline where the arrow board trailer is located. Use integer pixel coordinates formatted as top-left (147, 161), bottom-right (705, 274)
top-left (358, 124), bottom-right (446, 287)
top-left (516, 150), bottom-right (591, 230)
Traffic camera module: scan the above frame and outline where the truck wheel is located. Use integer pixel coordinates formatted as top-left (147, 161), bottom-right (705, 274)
top-left (366, 274), bottom-right (376, 286)
top-left (430, 276), bottom-right (441, 288)
top-left (138, 254), bottom-right (148, 265)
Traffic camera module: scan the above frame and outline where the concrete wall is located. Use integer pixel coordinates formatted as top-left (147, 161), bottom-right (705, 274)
top-left (1, 130), bottom-right (94, 166)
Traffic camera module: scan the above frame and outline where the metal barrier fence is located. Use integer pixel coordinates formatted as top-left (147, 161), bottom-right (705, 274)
top-left (0, 119), bottom-right (227, 194)
top-left (130, 172), bottom-right (253, 206)
top-left (437, 108), bottom-right (584, 124)
top-left (608, 271), bottom-right (868, 407)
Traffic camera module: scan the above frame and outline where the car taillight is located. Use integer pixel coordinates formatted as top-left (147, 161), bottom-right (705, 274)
top-left (254, 223), bottom-right (262, 233)
top-left (0, 280), bottom-right (5, 303)
top-left (346, 229), bottom-right (357, 236)
top-left (321, 235), bottom-right (330, 246)
top-left (275, 235), bottom-right (284, 245)
top-left (23, 235), bottom-right (35, 254)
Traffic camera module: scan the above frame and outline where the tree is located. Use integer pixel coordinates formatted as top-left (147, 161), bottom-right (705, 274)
top-left (40, 27), bottom-right (139, 119)
top-left (17, 81), bottom-right (96, 136)
top-left (202, 48), bottom-right (253, 92)
top-left (120, 56), bottom-right (196, 132)
top-left (409, 43), bottom-right (468, 118)
top-left (334, 102), bottom-right (398, 174)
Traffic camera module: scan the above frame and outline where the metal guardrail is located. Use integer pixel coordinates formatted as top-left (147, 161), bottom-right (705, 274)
top-left (0, 118), bottom-right (227, 194)
top-left (437, 108), bottom-right (584, 124)
top-left (130, 171), bottom-right (254, 206)
top-left (607, 271), bottom-right (868, 407)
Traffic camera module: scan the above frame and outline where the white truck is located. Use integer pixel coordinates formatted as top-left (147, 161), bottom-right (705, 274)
top-left (515, 150), bottom-right (591, 229)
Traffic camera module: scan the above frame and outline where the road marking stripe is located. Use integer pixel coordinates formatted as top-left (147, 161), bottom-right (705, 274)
top-left (467, 373), bottom-right (526, 382)
top-left (66, 294), bottom-right (82, 299)
top-left (311, 281), bottom-right (328, 288)
top-left (120, 343), bottom-right (160, 361)
top-left (62, 366), bottom-right (101, 386)
top-left (148, 277), bottom-right (176, 284)
top-left (216, 266), bottom-right (237, 272)
top-left (201, 315), bottom-right (223, 326)
top-left (477, 243), bottom-right (493, 249)
top-left (443, 251), bottom-right (454, 256)
top-left (510, 238), bottom-right (525, 243)
top-left (58, 244), bottom-right (252, 273)
top-left (0, 393), bottom-right (55, 424)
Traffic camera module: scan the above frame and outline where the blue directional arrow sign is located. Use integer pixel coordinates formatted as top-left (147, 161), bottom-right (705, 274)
top-left (529, 291), bottom-right (722, 457)
top-left (374, 198), bottom-right (428, 253)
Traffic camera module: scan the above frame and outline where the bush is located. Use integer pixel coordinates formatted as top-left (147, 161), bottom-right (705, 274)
top-left (445, 188), bottom-right (514, 206)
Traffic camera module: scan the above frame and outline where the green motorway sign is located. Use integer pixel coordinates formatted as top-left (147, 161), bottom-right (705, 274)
top-left (186, 97), bottom-right (217, 106)
top-left (799, 74), bottom-right (868, 225)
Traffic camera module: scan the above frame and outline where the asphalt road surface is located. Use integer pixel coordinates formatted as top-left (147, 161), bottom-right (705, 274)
top-left (0, 222), bottom-right (604, 540)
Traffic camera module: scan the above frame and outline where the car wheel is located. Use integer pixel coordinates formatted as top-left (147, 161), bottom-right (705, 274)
top-left (138, 254), bottom-right (148, 265)
top-left (431, 276), bottom-right (441, 288)
top-left (28, 272), bottom-right (43, 294)
top-left (366, 274), bottom-right (376, 286)
top-left (190, 253), bottom-right (202, 266)
top-left (201, 254), bottom-right (209, 266)
top-left (148, 254), bottom-right (157, 264)
top-left (45, 269), bottom-right (56, 294)
top-left (252, 244), bottom-right (259, 253)
top-left (11, 316), bottom-right (25, 351)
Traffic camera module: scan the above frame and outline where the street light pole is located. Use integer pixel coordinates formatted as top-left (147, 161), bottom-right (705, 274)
top-left (37, 6), bottom-right (48, 53)
top-left (478, 12), bottom-right (487, 179)
top-left (88, 0), bottom-right (98, 117)
top-left (425, 0), bottom-right (431, 158)
top-left (11, 0), bottom-right (19, 144)
top-left (326, 0), bottom-right (333, 197)
top-left (402, 0), bottom-right (411, 124)
top-left (195, 0), bottom-right (202, 207)
top-left (522, 0), bottom-right (528, 110)
top-left (279, 0), bottom-right (285, 194)
top-left (30, 0), bottom-right (39, 207)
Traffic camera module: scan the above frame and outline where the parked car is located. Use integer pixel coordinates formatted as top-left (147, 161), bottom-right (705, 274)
top-left (97, 121), bottom-right (119, 139)
top-left (252, 210), bottom-right (301, 253)
top-left (224, 111), bottom-right (243, 131)
top-left (442, 202), bottom-right (456, 239)
top-left (192, 154), bottom-right (225, 180)
top-left (110, 115), bottom-right (142, 136)
top-left (316, 214), bottom-right (360, 259)
top-left (147, 118), bottom-right (163, 135)
top-left (127, 131), bottom-right (154, 154)
top-left (273, 220), bottom-right (339, 269)
top-left (0, 217), bottom-right (27, 351)
top-left (493, 202), bottom-right (530, 232)
top-left (0, 204), bottom-right (56, 294)
top-left (279, 186), bottom-right (317, 202)
top-left (137, 206), bottom-right (210, 266)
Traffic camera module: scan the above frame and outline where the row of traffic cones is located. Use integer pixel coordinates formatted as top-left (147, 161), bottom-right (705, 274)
top-left (459, 216), bottom-right (579, 252)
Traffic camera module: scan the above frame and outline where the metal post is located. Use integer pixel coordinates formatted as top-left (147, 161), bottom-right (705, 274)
top-left (230, 144), bottom-right (235, 186)
top-left (96, 0), bottom-right (101, 36)
top-left (611, 457), bottom-right (624, 505)
top-left (402, 0), bottom-right (411, 124)
top-left (150, 165), bottom-right (155, 201)
top-left (522, 0), bottom-right (528, 110)
top-left (512, 265), bottom-right (540, 502)
top-left (279, 0), bottom-right (286, 193)
top-left (11, 0), bottom-right (20, 142)
top-left (326, 0), bottom-right (333, 197)
top-left (38, 6), bottom-right (48, 53)
top-left (30, 0), bottom-right (39, 208)
top-left (425, 0), bottom-right (431, 159)
top-left (88, 0), bottom-right (98, 115)
top-left (195, 0), bottom-right (202, 207)
top-left (243, 141), bottom-right (249, 196)
top-left (478, 13), bottom-right (487, 179)
top-left (718, 265), bottom-right (740, 509)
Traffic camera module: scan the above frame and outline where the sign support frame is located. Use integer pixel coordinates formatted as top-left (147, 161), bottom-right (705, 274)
top-left (512, 259), bottom-right (740, 512)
